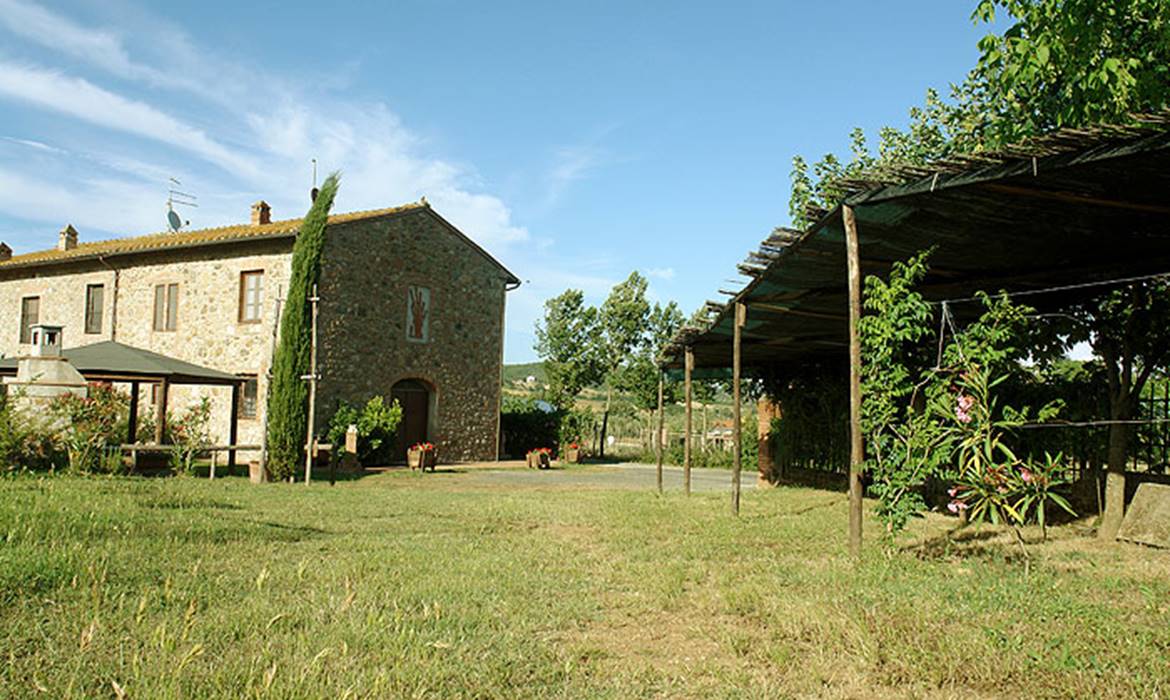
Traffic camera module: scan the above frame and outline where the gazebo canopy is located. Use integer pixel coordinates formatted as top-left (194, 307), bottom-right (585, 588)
top-left (0, 341), bottom-right (242, 385)
top-left (664, 114), bottom-right (1170, 375)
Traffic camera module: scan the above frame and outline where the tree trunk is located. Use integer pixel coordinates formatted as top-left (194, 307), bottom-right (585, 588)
top-left (1099, 394), bottom-right (1132, 540)
top-left (599, 385), bottom-right (611, 458)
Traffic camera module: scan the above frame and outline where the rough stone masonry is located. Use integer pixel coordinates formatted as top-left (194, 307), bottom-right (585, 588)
top-left (0, 201), bottom-right (518, 463)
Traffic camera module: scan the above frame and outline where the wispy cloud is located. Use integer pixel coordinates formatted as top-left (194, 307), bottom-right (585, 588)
top-left (0, 61), bottom-right (258, 176)
top-left (0, 0), bottom-right (546, 357)
top-left (647, 267), bottom-right (676, 281)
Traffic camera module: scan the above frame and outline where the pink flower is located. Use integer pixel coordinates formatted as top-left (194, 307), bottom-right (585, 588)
top-left (955, 394), bottom-right (975, 424)
top-left (1020, 468), bottom-right (1033, 483)
top-left (947, 500), bottom-right (969, 514)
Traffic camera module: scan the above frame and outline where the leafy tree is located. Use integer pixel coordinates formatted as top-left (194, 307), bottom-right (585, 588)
top-left (595, 272), bottom-right (653, 457)
top-left (1049, 281), bottom-right (1170, 538)
top-left (266, 172), bottom-right (340, 480)
top-left (534, 289), bottom-right (602, 408)
top-left (615, 301), bottom-right (686, 413)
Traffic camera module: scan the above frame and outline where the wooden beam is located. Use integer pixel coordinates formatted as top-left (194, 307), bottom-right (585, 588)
top-left (843, 205), bottom-right (865, 557)
top-left (749, 302), bottom-right (849, 322)
top-left (127, 382), bottom-right (139, 444)
top-left (154, 378), bottom-right (169, 445)
top-left (684, 346), bottom-right (694, 497)
top-left (228, 382), bottom-right (240, 475)
top-left (732, 301), bottom-right (745, 516)
top-left (656, 371), bottom-right (665, 495)
top-left (980, 182), bottom-right (1170, 216)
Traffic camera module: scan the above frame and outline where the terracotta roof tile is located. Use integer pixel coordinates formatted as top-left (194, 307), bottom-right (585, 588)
top-left (0, 202), bottom-right (427, 270)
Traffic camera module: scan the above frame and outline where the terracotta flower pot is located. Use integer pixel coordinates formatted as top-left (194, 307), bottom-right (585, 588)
top-left (408, 448), bottom-right (437, 472)
top-left (565, 447), bottom-right (582, 464)
top-left (527, 451), bottom-right (551, 469)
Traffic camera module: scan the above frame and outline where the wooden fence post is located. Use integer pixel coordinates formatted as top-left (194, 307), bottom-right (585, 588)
top-left (732, 301), bottom-right (745, 516)
top-left (684, 346), bottom-right (694, 496)
top-left (843, 204), bottom-right (864, 557)
top-left (656, 371), bottom-right (665, 494)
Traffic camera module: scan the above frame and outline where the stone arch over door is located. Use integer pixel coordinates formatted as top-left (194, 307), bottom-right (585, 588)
top-left (391, 378), bottom-right (437, 463)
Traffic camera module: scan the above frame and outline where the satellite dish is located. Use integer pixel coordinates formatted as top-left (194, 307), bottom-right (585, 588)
top-left (165, 177), bottom-right (197, 232)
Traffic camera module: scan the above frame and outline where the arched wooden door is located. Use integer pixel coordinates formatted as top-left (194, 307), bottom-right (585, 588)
top-left (391, 379), bottom-right (431, 463)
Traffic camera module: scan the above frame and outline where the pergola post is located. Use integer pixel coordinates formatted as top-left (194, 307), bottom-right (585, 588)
top-left (127, 382), bottom-right (139, 444)
top-left (684, 345), bottom-right (694, 496)
top-left (228, 382), bottom-right (240, 474)
top-left (732, 301), bottom-right (745, 516)
top-left (656, 371), bottom-right (665, 495)
top-left (154, 378), bottom-right (169, 444)
top-left (843, 204), bottom-right (865, 557)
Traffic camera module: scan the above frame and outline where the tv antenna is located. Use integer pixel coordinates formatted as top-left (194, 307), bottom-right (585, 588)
top-left (166, 177), bottom-right (198, 232)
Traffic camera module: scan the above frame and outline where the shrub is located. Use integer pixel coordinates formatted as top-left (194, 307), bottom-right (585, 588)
top-left (326, 396), bottom-right (403, 466)
top-left (168, 398), bottom-right (213, 475)
top-left (49, 383), bottom-right (129, 474)
top-left (500, 397), bottom-right (561, 458)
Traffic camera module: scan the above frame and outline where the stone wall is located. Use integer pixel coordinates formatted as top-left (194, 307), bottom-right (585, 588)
top-left (0, 240), bottom-right (293, 453)
top-left (316, 209), bottom-right (509, 462)
top-left (0, 207), bottom-right (512, 465)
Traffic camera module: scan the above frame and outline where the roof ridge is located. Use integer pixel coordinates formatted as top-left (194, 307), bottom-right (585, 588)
top-left (0, 201), bottom-right (428, 268)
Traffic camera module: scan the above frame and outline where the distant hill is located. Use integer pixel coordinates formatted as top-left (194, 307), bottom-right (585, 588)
top-left (503, 362), bottom-right (547, 385)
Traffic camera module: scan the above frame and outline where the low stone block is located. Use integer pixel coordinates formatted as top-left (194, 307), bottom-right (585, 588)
top-left (1117, 482), bottom-right (1170, 548)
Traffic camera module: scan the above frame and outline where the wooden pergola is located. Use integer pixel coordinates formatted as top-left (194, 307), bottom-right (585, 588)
top-left (0, 341), bottom-right (246, 469)
top-left (662, 113), bottom-right (1170, 554)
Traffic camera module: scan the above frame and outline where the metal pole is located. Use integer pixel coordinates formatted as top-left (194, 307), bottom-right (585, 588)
top-left (656, 371), bottom-right (665, 495)
top-left (732, 301), bottom-right (745, 516)
top-left (304, 284), bottom-right (319, 485)
top-left (843, 205), bottom-right (865, 557)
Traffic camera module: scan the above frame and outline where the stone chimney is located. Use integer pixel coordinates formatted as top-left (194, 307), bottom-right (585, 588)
top-left (58, 224), bottom-right (78, 251)
top-left (0, 242), bottom-right (11, 262)
top-left (251, 201), bottom-right (272, 226)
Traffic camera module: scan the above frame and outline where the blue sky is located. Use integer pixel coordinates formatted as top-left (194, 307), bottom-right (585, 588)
top-left (0, 0), bottom-right (992, 362)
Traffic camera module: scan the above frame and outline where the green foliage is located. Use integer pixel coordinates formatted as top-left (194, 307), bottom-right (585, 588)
top-left (325, 396), bottom-right (403, 466)
top-left (858, 252), bottom-right (950, 533)
top-left (500, 397), bottom-right (561, 458)
top-left (267, 172), bottom-right (340, 480)
top-left (50, 383), bottom-right (129, 474)
top-left (0, 390), bottom-right (64, 472)
top-left (946, 365), bottom-right (1075, 539)
top-left (557, 408), bottom-right (596, 451)
top-left (858, 252), bottom-right (1079, 537)
top-left (168, 398), bottom-right (213, 475)
top-left (534, 289), bottom-right (602, 408)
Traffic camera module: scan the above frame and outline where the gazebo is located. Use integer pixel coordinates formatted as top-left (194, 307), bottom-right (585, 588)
top-left (0, 340), bottom-right (246, 469)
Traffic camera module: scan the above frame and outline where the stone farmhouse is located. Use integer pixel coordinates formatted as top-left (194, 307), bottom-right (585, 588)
top-left (0, 200), bottom-right (519, 462)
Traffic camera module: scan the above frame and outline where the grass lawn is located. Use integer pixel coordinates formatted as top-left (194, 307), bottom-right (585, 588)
top-left (1, 468), bottom-right (1168, 699)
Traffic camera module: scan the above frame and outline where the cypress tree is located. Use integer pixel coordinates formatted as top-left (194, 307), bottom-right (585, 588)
top-left (266, 173), bottom-right (340, 479)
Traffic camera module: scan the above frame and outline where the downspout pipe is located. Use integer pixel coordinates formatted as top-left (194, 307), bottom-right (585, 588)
top-left (97, 255), bottom-right (119, 341)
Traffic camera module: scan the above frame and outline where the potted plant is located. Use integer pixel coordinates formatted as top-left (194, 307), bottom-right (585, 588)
top-left (526, 447), bottom-right (552, 469)
top-left (564, 441), bottom-right (584, 464)
top-left (408, 442), bottom-right (437, 472)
